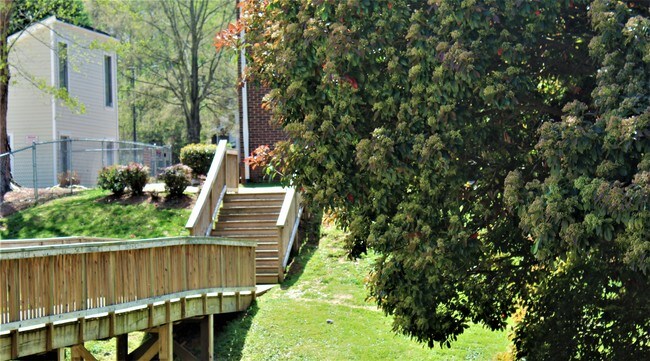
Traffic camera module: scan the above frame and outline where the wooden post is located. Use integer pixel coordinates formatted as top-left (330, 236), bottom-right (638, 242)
top-left (201, 314), bottom-right (214, 361)
top-left (158, 323), bottom-right (173, 361)
top-left (116, 334), bottom-right (128, 361)
top-left (71, 344), bottom-right (98, 361)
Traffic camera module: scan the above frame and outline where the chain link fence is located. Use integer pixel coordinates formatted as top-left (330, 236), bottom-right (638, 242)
top-left (1, 139), bottom-right (172, 205)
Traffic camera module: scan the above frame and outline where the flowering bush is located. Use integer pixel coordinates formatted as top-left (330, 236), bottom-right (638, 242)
top-left (123, 163), bottom-right (150, 195)
top-left (158, 164), bottom-right (192, 197)
top-left (244, 144), bottom-right (283, 181)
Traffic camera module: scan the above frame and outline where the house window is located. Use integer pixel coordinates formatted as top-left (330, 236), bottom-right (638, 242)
top-left (104, 56), bottom-right (113, 107)
top-left (58, 42), bottom-right (68, 90)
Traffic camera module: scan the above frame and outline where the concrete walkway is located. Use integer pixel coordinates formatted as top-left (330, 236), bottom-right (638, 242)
top-left (143, 183), bottom-right (199, 194)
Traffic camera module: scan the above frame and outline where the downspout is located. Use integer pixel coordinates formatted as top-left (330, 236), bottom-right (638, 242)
top-left (239, 0), bottom-right (250, 180)
top-left (50, 27), bottom-right (57, 186)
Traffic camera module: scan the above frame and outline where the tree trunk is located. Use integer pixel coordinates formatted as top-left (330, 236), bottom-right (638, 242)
top-left (0, 0), bottom-right (13, 200)
top-left (188, 0), bottom-right (201, 144)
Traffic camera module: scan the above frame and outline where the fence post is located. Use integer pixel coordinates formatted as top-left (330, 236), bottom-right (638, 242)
top-left (32, 141), bottom-right (38, 203)
top-left (152, 147), bottom-right (158, 176)
top-left (68, 138), bottom-right (73, 195)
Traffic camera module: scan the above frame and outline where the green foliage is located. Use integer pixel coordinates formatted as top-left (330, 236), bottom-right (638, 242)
top-left (97, 165), bottom-right (126, 196)
top-left (10, 0), bottom-right (91, 34)
top-left (86, 0), bottom-right (237, 147)
top-left (180, 143), bottom-right (216, 176)
top-left (245, 0), bottom-right (649, 358)
top-left (158, 164), bottom-right (191, 198)
top-left (123, 162), bottom-right (149, 195)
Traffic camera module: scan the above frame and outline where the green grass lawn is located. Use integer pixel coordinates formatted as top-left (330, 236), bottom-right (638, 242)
top-left (1, 191), bottom-right (511, 359)
top-left (214, 224), bottom-right (511, 360)
top-left (0, 189), bottom-right (192, 239)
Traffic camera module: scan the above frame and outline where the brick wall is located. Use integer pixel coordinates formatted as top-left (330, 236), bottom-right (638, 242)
top-left (238, 84), bottom-right (287, 182)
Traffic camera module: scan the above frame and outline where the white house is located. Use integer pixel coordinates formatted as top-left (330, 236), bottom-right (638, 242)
top-left (7, 16), bottom-right (118, 188)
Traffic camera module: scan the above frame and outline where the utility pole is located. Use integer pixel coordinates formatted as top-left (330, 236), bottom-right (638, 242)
top-left (131, 66), bottom-right (137, 143)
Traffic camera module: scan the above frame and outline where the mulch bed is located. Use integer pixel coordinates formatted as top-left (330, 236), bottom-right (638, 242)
top-left (96, 192), bottom-right (196, 210)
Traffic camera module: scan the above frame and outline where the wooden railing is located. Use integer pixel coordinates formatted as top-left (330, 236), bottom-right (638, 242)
top-left (0, 236), bottom-right (256, 330)
top-left (276, 188), bottom-right (303, 281)
top-left (185, 140), bottom-right (239, 236)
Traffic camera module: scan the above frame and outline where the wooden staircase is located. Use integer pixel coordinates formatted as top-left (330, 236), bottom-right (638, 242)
top-left (211, 192), bottom-right (286, 284)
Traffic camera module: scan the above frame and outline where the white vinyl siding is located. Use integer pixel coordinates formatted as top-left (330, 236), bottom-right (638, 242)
top-left (53, 23), bottom-right (118, 185)
top-left (7, 27), bottom-right (55, 188)
top-left (7, 18), bottom-right (119, 187)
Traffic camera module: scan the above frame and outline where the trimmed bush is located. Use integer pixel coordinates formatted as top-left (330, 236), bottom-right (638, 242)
top-left (180, 143), bottom-right (216, 176)
top-left (123, 163), bottom-right (150, 195)
top-left (97, 165), bottom-right (127, 196)
top-left (159, 164), bottom-right (192, 197)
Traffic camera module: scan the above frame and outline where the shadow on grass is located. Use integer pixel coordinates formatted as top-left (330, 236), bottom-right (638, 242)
top-left (1, 211), bottom-right (64, 239)
top-left (213, 301), bottom-right (260, 360)
top-left (281, 206), bottom-right (323, 290)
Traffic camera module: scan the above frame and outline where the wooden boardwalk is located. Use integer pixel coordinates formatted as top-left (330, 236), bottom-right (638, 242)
top-left (0, 236), bottom-right (256, 360)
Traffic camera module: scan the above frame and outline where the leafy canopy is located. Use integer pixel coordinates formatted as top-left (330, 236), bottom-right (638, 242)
top-left (10, 0), bottom-right (90, 34)
top-left (237, 0), bottom-right (649, 358)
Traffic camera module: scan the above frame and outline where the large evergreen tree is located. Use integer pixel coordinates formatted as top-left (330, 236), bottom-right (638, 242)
top-left (235, 0), bottom-right (649, 357)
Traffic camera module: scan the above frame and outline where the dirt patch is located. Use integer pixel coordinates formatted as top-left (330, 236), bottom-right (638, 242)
top-left (0, 187), bottom-right (84, 217)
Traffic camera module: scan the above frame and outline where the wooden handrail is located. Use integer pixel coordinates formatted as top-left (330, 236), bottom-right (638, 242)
top-left (186, 140), bottom-right (230, 236)
top-left (0, 236), bottom-right (256, 330)
top-left (276, 188), bottom-right (296, 228)
top-left (276, 188), bottom-right (302, 281)
top-left (0, 236), bottom-right (120, 248)
top-left (284, 205), bottom-right (304, 268)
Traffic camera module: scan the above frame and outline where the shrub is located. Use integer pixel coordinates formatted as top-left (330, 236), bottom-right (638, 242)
top-left (123, 162), bottom-right (150, 195)
top-left (97, 165), bottom-right (127, 196)
top-left (180, 143), bottom-right (216, 176)
top-left (58, 170), bottom-right (80, 187)
top-left (159, 164), bottom-right (192, 197)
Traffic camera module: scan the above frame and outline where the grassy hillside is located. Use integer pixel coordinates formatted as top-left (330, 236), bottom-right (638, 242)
top-left (0, 189), bottom-right (192, 239)
top-left (214, 225), bottom-right (511, 360)
top-left (1, 190), bottom-right (511, 359)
